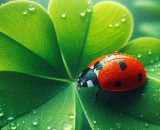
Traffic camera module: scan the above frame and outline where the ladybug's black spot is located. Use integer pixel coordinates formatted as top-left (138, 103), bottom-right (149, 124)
top-left (119, 61), bottom-right (127, 70)
top-left (115, 80), bottom-right (122, 87)
top-left (138, 73), bottom-right (143, 81)
top-left (94, 62), bottom-right (103, 70)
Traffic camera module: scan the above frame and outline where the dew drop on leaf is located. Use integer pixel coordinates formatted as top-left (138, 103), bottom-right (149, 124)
top-left (108, 24), bottom-right (113, 28)
top-left (29, 5), bottom-right (36, 12)
top-left (116, 123), bottom-right (121, 129)
top-left (69, 113), bottom-right (75, 120)
top-left (47, 126), bottom-right (52, 130)
top-left (62, 122), bottom-right (73, 130)
top-left (145, 122), bottom-right (149, 127)
top-left (150, 60), bottom-right (154, 64)
top-left (87, 0), bottom-right (92, 5)
top-left (148, 50), bottom-right (152, 55)
top-left (10, 123), bottom-right (17, 130)
top-left (140, 114), bottom-right (144, 118)
top-left (87, 8), bottom-right (92, 13)
top-left (32, 120), bottom-right (38, 126)
top-left (22, 11), bottom-right (27, 15)
top-left (7, 116), bottom-right (15, 122)
top-left (93, 120), bottom-right (96, 124)
top-left (32, 109), bottom-right (36, 114)
top-left (137, 54), bottom-right (142, 58)
top-left (121, 18), bottom-right (126, 23)
top-left (115, 23), bottom-right (120, 28)
top-left (156, 57), bottom-right (159, 61)
top-left (150, 68), bottom-right (155, 72)
top-left (0, 111), bottom-right (4, 117)
top-left (61, 13), bottom-right (66, 19)
top-left (80, 11), bottom-right (86, 17)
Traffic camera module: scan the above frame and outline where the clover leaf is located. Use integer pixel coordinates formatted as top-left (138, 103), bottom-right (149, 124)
top-left (0, 0), bottom-right (160, 130)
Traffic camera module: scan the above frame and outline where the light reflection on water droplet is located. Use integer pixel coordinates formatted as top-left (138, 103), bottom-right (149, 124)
top-left (32, 120), bottom-right (38, 126)
top-left (140, 114), bottom-right (144, 118)
top-left (7, 116), bottom-right (14, 122)
top-left (0, 112), bottom-right (4, 117)
top-left (121, 18), bottom-right (126, 22)
top-left (80, 11), bottom-right (86, 17)
top-left (47, 126), bottom-right (52, 130)
top-left (69, 113), bottom-right (75, 120)
top-left (150, 69), bottom-right (155, 72)
top-left (116, 123), bottom-right (121, 129)
top-left (137, 54), bottom-right (142, 58)
top-left (115, 23), bottom-right (120, 27)
top-left (29, 5), bottom-right (35, 12)
top-left (62, 122), bottom-right (73, 130)
top-left (108, 24), bottom-right (113, 27)
top-left (148, 50), bottom-right (152, 55)
top-left (93, 120), bottom-right (96, 124)
top-left (145, 122), bottom-right (149, 127)
top-left (61, 13), bottom-right (66, 19)
top-left (156, 57), bottom-right (159, 61)
top-left (87, 8), bottom-right (92, 13)
top-left (22, 11), bottom-right (27, 15)
top-left (10, 123), bottom-right (17, 130)
top-left (150, 60), bottom-right (154, 64)
top-left (11, 125), bottom-right (17, 130)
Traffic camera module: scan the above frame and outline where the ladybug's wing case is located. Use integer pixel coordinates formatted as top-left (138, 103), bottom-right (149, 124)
top-left (98, 55), bottom-right (146, 91)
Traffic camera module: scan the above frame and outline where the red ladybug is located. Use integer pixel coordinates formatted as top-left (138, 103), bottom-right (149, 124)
top-left (77, 53), bottom-right (147, 100)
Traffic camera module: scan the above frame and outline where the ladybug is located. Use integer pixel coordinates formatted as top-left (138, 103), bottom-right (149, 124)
top-left (77, 53), bottom-right (147, 100)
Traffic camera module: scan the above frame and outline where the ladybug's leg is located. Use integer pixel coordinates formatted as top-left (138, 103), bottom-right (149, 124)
top-left (94, 88), bottom-right (101, 102)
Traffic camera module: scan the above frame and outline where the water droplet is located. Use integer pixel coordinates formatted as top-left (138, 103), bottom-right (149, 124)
top-left (150, 68), bottom-right (155, 72)
top-left (69, 113), bottom-right (75, 120)
top-left (145, 122), bottom-right (149, 127)
top-left (29, 6), bottom-right (35, 12)
top-left (137, 54), bottom-right (142, 58)
top-left (140, 114), bottom-right (144, 118)
top-left (61, 13), bottom-right (66, 19)
top-left (0, 112), bottom-right (4, 117)
top-left (32, 120), bottom-right (38, 126)
top-left (108, 24), bottom-right (113, 28)
top-left (80, 11), bottom-right (86, 17)
top-left (109, 128), bottom-right (113, 130)
top-left (87, 0), bottom-right (92, 5)
top-left (32, 109), bottom-right (36, 114)
top-left (116, 123), bottom-right (121, 129)
top-left (62, 122), bottom-right (73, 130)
top-left (22, 11), bottom-right (27, 15)
top-left (148, 50), bottom-right (152, 55)
top-left (93, 120), bottom-right (96, 124)
top-left (150, 60), bottom-right (154, 64)
top-left (10, 123), bottom-right (17, 130)
top-left (7, 116), bottom-right (14, 122)
top-left (87, 8), bottom-right (92, 13)
top-left (121, 18), bottom-right (126, 22)
top-left (47, 126), bottom-right (52, 130)
top-left (156, 57), bottom-right (159, 61)
top-left (11, 125), bottom-right (17, 130)
top-left (115, 23), bottom-right (120, 27)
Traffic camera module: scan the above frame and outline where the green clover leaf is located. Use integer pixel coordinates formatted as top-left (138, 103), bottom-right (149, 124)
top-left (0, 0), bottom-right (160, 129)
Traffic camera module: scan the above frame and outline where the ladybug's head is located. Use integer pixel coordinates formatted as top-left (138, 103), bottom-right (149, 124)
top-left (77, 68), bottom-right (98, 88)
